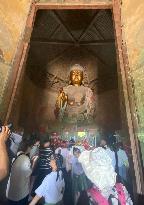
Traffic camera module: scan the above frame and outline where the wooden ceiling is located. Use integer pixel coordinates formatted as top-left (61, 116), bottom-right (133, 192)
top-left (26, 9), bottom-right (117, 93)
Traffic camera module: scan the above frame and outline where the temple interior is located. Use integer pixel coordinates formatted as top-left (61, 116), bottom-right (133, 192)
top-left (1, 1), bottom-right (144, 203)
top-left (0, 8), bottom-right (139, 205)
top-left (9, 9), bottom-right (128, 140)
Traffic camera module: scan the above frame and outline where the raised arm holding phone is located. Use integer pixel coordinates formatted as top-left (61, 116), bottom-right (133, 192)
top-left (0, 126), bottom-right (11, 181)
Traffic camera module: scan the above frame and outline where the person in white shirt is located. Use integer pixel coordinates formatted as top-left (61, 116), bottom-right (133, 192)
top-left (117, 142), bottom-right (129, 183)
top-left (100, 139), bottom-right (116, 169)
top-left (6, 140), bottom-right (32, 205)
top-left (29, 155), bottom-right (65, 205)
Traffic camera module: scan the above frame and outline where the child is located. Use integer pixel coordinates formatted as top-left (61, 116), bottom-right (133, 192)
top-left (29, 155), bottom-right (65, 205)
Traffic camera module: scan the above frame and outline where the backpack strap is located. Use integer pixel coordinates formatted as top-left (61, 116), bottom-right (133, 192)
top-left (11, 152), bottom-right (26, 167)
top-left (88, 188), bottom-right (109, 205)
top-left (115, 183), bottom-right (126, 205)
top-left (88, 184), bottom-right (126, 205)
top-left (108, 193), bottom-right (121, 205)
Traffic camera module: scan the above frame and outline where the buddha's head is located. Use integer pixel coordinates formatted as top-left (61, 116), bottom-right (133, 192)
top-left (69, 64), bottom-right (84, 86)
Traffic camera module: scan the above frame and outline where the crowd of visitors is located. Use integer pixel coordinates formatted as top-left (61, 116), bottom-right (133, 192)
top-left (0, 123), bottom-right (133, 205)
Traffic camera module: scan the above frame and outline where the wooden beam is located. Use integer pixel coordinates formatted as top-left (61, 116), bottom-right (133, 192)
top-left (31, 39), bottom-right (114, 46)
top-left (80, 39), bottom-right (114, 46)
top-left (94, 24), bottom-right (105, 40)
top-left (78, 11), bottom-right (100, 42)
top-left (4, 2), bottom-right (36, 123)
top-left (48, 24), bottom-right (61, 39)
top-left (31, 39), bottom-right (74, 45)
top-left (106, 9), bottom-right (113, 21)
top-left (35, 3), bottom-right (113, 10)
top-left (52, 10), bottom-right (77, 43)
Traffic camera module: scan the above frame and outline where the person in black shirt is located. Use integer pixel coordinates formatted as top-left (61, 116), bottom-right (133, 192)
top-left (56, 149), bottom-right (63, 170)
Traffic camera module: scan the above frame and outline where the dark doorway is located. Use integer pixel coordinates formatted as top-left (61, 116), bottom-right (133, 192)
top-left (1, 7), bottom-right (138, 205)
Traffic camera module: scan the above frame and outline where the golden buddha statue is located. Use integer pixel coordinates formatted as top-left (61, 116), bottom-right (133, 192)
top-left (55, 64), bottom-right (95, 124)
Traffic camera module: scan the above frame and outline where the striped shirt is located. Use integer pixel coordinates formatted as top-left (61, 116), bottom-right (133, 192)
top-left (38, 147), bottom-right (53, 170)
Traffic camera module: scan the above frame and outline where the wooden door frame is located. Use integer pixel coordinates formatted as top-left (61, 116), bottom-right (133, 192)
top-left (112, 0), bottom-right (144, 196)
top-left (4, 0), bottom-right (144, 195)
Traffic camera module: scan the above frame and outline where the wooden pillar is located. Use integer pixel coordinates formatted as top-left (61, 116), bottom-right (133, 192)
top-left (112, 0), bottom-right (144, 195)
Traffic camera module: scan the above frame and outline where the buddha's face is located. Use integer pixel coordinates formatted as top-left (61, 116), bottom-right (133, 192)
top-left (70, 69), bottom-right (83, 86)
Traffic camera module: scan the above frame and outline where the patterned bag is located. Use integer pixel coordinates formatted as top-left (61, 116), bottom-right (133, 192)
top-left (87, 183), bottom-right (133, 205)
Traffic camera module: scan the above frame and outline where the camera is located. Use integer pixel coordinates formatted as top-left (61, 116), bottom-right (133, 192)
top-left (0, 123), bottom-right (13, 133)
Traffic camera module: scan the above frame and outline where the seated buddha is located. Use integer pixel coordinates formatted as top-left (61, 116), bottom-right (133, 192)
top-left (55, 64), bottom-right (95, 124)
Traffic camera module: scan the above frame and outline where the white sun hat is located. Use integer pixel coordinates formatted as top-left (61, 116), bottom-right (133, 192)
top-left (78, 147), bottom-right (117, 193)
